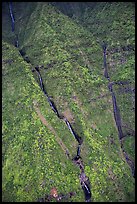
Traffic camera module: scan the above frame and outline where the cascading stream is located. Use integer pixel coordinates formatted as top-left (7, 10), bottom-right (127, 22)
top-left (8, 1), bottom-right (15, 32)
top-left (34, 66), bottom-right (91, 202)
top-left (102, 42), bottom-right (124, 140)
top-left (8, 1), bottom-right (19, 48)
top-left (8, 2), bottom-right (92, 202)
top-left (102, 42), bottom-right (135, 178)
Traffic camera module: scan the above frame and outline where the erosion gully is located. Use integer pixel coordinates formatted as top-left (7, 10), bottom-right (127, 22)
top-left (8, 2), bottom-right (91, 202)
top-left (102, 43), bottom-right (135, 178)
top-left (7, 2), bottom-right (135, 202)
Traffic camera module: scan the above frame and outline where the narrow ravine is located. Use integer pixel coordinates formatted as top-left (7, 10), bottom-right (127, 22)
top-left (34, 66), bottom-right (92, 202)
top-left (8, 2), bottom-right (92, 202)
top-left (102, 42), bottom-right (135, 178)
top-left (6, 3), bottom-right (134, 203)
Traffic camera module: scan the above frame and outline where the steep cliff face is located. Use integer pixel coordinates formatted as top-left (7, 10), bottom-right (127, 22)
top-left (2, 2), bottom-right (135, 202)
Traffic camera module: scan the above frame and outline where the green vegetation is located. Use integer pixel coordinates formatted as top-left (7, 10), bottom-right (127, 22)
top-left (2, 2), bottom-right (135, 202)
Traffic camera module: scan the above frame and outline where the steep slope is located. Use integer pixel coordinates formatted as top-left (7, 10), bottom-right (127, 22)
top-left (2, 41), bottom-right (83, 202)
top-left (72, 1), bottom-right (135, 172)
top-left (52, 0), bottom-right (135, 181)
top-left (2, 2), bottom-right (135, 202)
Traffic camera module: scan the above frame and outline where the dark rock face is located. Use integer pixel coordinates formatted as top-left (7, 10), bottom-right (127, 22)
top-left (82, 185), bottom-right (91, 202)
top-left (19, 49), bottom-right (26, 57)
top-left (80, 172), bottom-right (91, 202)
top-left (103, 44), bottom-right (135, 178)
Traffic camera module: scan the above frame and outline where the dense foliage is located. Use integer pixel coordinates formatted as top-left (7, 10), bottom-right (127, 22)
top-left (2, 2), bottom-right (135, 202)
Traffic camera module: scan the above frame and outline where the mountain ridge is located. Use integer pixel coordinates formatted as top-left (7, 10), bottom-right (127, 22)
top-left (2, 2), bottom-right (135, 202)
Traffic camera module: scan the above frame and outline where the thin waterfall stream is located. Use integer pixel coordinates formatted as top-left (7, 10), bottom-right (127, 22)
top-left (8, 2), bottom-right (92, 202)
top-left (102, 42), bottom-right (135, 178)
top-left (6, 2), bottom-right (134, 202)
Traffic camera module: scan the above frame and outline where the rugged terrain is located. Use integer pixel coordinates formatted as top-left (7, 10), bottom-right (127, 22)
top-left (2, 2), bottom-right (135, 202)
